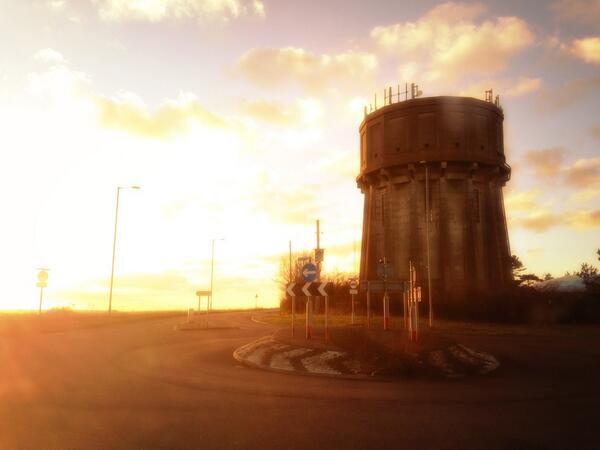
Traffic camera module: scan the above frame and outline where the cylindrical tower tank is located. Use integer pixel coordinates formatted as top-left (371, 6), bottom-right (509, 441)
top-left (357, 95), bottom-right (512, 311)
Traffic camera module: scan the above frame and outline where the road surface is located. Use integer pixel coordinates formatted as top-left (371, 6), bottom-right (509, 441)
top-left (1, 311), bottom-right (598, 449)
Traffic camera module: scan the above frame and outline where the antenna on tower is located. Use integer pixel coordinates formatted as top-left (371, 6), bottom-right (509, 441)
top-left (411, 83), bottom-right (423, 99)
top-left (485, 89), bottom-right (493, 102)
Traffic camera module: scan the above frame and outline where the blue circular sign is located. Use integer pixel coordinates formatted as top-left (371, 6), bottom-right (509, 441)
top-left (302, 262), bottom-right (318, 282)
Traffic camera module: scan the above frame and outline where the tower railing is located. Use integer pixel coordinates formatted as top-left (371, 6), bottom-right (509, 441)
top-left (364, 83), bottom-right (502, 117)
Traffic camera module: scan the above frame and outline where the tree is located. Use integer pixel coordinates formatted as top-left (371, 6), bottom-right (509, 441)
top-left (510, 255), bottom-right (525, 281)
top-left (543, 273), bottom-right (553, 281)
top-left (577, 262), bottom-right (600, 293)
top-left (274, 249), bottom-right (314, 305)
top-left (510, 254), bottom-right (541, 286)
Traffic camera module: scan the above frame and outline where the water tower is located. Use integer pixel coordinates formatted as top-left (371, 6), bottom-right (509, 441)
top-left (357, 89), bottom-right (512, 311)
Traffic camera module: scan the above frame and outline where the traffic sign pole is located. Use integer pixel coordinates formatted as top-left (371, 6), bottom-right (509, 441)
top-left (36, 269), bottom-right (49, 315)
top-left (305, 297), bottom-right (312, 340)
top-left (383, 293), bottom-right (390, 331)
top-left (325, 296), bottom-right (329, 342)
top-left (349, 279), bottom-right (358, 325)
top-left (366, 282), bottom-right (371, 329)
top-left (291, 296), bottom-right (295, 337)
top-left (38, 287), bottom-right (44, 315)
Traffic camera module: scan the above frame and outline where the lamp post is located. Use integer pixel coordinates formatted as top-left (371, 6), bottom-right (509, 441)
top-left (209, 238), bottom-right (224, 311)
top-left (419, 161), bottom-right (433, 327)
top-left (108, 185), bottom-right (140, 315)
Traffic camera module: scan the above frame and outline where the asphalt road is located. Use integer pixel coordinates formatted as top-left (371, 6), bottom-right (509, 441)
top-left (1, 311), bottom-right (599, 450)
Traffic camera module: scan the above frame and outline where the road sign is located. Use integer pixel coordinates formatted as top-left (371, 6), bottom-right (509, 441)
top-left (36, 269), bottom-right (48, 288)
top-left (314, 248), bottom-right (324, 263)
top-left (301, 262), bottom-right (318, 282)
top-left (196, 290), bottom-right (211, 296)
top-left (286, 283), bottom-right (296, 297)
top-left (377, 263), bottom-right (394, 280)
top-left (349, 279), bottom-right (358, 289)
top-left (302, 282), bottom-right (312, 297)
top-left (360, 280), bottom-right (406, 293)
top-left (315, 282), bottom-right (330, 297)
top-left (287, 282), bottom-right (332, 297)
top-left (349, 289), bottom-right (358, 295)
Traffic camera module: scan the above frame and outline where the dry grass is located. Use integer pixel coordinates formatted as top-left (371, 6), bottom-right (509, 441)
top-left (254, 311), bottom-right (600, 338)
top-left (0, 309), bottom-right (184, 336)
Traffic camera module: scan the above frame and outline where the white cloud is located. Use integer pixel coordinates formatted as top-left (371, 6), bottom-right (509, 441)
top-left (240, 98), bottom-right (323, 126)
top-left (46, 0), bottom-right (65, 9)
top-left (371, 2), bottom-right (534, 82)
top-left (95, 91), bottom-right (231, 138)
top-left (237, 47), bottom-right (377, 93)
top-left (34, 48), bottom-right (67, 65)
top-left (252, 0), bottom-right (265, 18)
top-left (92, 0), bottom-right (265, 22)
top-left (570, 37), bottom-right (600, 64)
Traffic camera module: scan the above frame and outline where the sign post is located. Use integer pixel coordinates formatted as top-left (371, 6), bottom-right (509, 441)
top-left (302, 263), bottom-right (317, 340)
top-left (288, 281), bottom-right (331, 341)
top-left (378, 258), bottom-right (392, 331)
top-left (366, 281), bottom-right (371, 329)
top-left (286, 283), bottom-right (296, 337)
top-left (349, 279), bottom-right (358, 325)
top-left (302, 282), bottom-right (312, 340)
top-left (405, 261), bottom-right (422, 342)
top-left (196, 290), bottom-right (211, 327)
top-left (316, 282), bottom-right (331, 343)
top-left (36, 269), bottom-right (49, 315)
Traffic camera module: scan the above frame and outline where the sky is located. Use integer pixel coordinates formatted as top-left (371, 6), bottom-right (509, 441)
top-left (0, 0), bottom-right (598, 311)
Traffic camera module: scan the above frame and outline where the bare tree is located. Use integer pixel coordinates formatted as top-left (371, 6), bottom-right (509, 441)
top-left (274, 249), bottom-right (314, 304)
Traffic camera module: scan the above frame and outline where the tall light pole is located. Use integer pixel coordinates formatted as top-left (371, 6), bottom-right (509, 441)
top-left (209, 238), bottom-right (224, 311)
top-left (108, 185), bottom-right (140, 315)
top-left (420, 161), bottom-right (433, 327)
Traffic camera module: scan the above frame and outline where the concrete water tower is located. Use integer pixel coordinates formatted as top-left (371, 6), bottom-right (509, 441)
top-left (357, 90), bottom-right (512, 312)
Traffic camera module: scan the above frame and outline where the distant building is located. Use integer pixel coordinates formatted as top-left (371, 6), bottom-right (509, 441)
top-left (357, 94), bottom-right (512, 311)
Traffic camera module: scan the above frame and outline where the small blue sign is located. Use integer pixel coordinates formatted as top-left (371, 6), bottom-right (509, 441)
top-left (302, 262), bottom-right (318, 282)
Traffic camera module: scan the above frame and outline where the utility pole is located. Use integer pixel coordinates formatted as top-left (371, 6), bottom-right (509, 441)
top-left (424, 163), bottom-right (433, 327)
top-left (108, 186), bottom-right (140, 316)
top-left (316, 220), bottom-right (321, 279)
top-left (289, 240), bottom-right (294, 336)
top-left (209, 238), bottom-right (224, 312)
top-left (315, 220), bottom-right (321, 315)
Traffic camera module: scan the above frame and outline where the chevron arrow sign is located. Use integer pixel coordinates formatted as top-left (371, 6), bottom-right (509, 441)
top-left (286, 283), bottom-right (296, 297)
top-left (287, 282), bottom-right (333, 297)
top-left (302, 282), bottom-right (312, 297)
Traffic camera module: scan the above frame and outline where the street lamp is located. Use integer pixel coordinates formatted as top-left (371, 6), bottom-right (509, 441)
top-left (209, 237), bottom-right (224, 311)
top-left (420, 161), bottom-right (433, 327)
top-left (108, 185), bottom-right (140, 315)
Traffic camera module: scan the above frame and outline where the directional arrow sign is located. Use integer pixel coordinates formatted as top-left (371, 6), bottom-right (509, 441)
top-left (317, 282), bottom-right (330, 297)
top-left (286, 283), bottom-right (296, 297)
top-left (302, 263), bottom-right (318, 282)
top-left (302, 282), bottom-right (312, 297)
